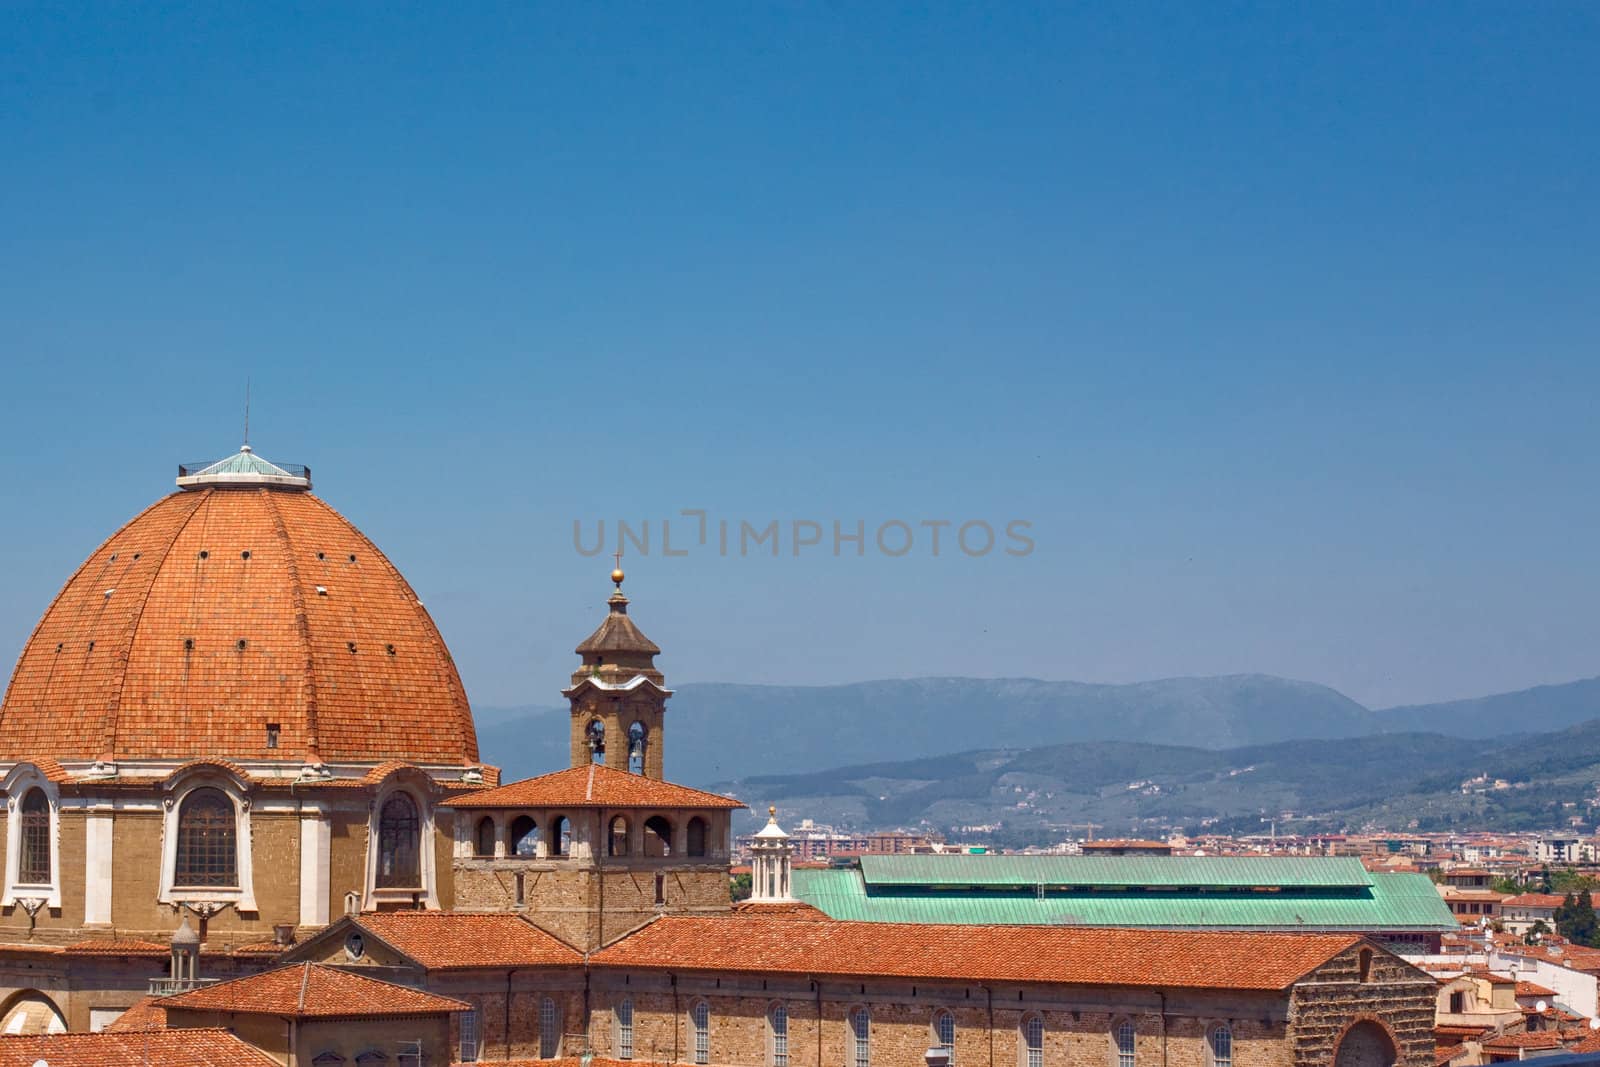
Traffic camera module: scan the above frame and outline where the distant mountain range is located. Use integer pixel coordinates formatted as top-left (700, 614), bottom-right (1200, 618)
top-left (715, 716), bottom-right (1600, 841)
top-left (474, 673), bottom-right (1600, 792)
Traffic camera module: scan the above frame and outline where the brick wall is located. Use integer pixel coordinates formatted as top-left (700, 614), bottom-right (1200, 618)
top-left (1288, 945), bottom-right (1436, 1067)
top-left (580, 972), bottom-right (1303, 1067)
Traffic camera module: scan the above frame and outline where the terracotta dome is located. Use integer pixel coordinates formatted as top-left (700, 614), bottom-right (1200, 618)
top-left (0, 449), bottom-right (478, 767)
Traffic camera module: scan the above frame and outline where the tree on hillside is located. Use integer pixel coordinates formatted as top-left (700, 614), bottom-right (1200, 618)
top-left (1527, 919), bottom-right (1551, 944)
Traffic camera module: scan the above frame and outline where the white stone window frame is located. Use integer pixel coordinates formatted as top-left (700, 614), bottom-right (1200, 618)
top-left (363, 777), bottom-right (439, 910)
top-left (158, 769), bottom-right (259, 914)
top-left (1206, 1023), bottom-right (1233, 1067)
top-left (2, 764), bottom-right (62, 910)
top-left (1109, 1017), bottom-right (1137, 1067)
top-left (1018, 1013), bottom-right (1044, 1067)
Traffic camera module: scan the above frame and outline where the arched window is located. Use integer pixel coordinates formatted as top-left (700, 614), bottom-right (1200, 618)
top-left (540, 996), bottom-right (560, 1059)
top-left (549, 815), bottom-right (570, 857)
top-left (512, 815), bottom-right (539, 857)
top-left (1208, 1025), bottom-right (1232, 1067)
top-left (1020, 1015), bottom-right (1043, 1067)
top-left (609, 816), bottom-right (630, 857)
top-left (474, 817), bottom-right (496, 858)
top-left (1114, 1020), bottom-right (1136, 1067)
top-left (376, 794), bottom-right (421, 888)
top-left (587, 719), bottom-right (607, 763)
top-left (18, 789), bottom-right (50, 885)
top-left (644, 815), bottom-right (672, 858)
top-left (460, 1008), bottom-right (481, 1063)
top-left (628, 721), bottom-right (648, 774)
top-left (850, 1007), bottom-right (871, 1067)
top-left (933, 1009), bottom-right (956, 1064)
top-left (691, 1000), bottom-right (710, 1065)
top-left (769, 1002), bottom-right (789, 1067)
top-left (616, 997), bottom-right (634, 1061)
top-left (312, 1054), bottom-right (346, 1067)
top-left (175, 788), bottom-right (237, 887)
top-left (687, 816), bottom-right (709, 857)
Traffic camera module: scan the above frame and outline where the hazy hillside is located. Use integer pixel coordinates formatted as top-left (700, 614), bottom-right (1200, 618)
top-left (717, 719), bottom-right (1600, 840)
top-left (473, 674), bottom-right (1377, 785)
top-left (1378, 677), bottom-right (1600, 737)
top-left (474, 673), bottom-right (1600, 790)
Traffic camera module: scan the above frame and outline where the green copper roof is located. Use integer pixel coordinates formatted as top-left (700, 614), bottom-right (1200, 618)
top-left (793, 867), bottom-right (1455, 932)
top-left (860, 853), bottom-right (1375, 889)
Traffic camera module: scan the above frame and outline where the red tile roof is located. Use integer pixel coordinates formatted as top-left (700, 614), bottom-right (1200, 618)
top-left (0, 1029), bottom-right (276, 1066)
top-left (102, 996), bottom-right (166, 1032)
top-left (349, 912), bottom-right (583, 969)
top-left (1517, 981), bottom-right (1559, 997)
top-left (449, 763), bottom-right (744, 810)
top-left (159, 962), bottom-right (471, 1018)
top-left (62, 938), bottom-right (168, 956)
top-left (0, 487), bottom-right (478, 765)
top-left (1481, 1031), bottom-right (1564, 1051)
top-left (1504, 894), bottom-right (1568, 908)
top-left (591, 915), bottom-right (1367, 991)
top-left (731, 901), bottom-right (832, 920)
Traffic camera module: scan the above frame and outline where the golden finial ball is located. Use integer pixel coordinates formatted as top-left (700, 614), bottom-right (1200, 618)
top-left (611, 568), bottom-right (626, 585)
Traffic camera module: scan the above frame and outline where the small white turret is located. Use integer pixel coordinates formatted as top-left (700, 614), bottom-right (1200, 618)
top-left (749, 806), bottom-right (794, 903)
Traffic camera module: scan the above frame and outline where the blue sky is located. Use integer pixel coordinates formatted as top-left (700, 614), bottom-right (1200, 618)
top-left (1, 3), bottom-right (1596, 710)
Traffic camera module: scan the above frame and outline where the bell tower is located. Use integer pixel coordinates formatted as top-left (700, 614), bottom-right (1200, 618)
top-left (563, 564), bottom-right (670, 779)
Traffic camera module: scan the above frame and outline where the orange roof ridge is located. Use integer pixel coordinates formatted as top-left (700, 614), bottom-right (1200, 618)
top-left (590, 915), bottom-right (1371, 991)
top-left (447, 763), bottom-right (744, 811)
top-left (160, 961), bottom-right (472, 1018)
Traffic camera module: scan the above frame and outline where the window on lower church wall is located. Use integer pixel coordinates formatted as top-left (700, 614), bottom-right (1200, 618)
top-left (616, 998), bottom-right (634, 1060)
top-left (474, 817), bottom-right (496, 857)
top-left (376, 794), bottom-right (421, 888)
top-left (644, 815), bottom-right (673, 857)
top-left (18, 789), bottom-right (50, 885)
top-left (540, 996), bottom-right (560, 1059)
top-left (355, 1053), bottom-right (388, 1065)
top-left (1114, 1020), bottom-right (1136, 1067)
top-left (1020, 1015), bottom-right (1042, 1067)
top-left (1208, 1025), bottom-right (1231, 1067)
top-left (512, 815), bottom-right (539, 857)
top-left (850, 1007), bottom-right (870, 1067)
top-left (687, 816), bottom-right (709, 857)
top-left (769, 1002), bottom-right (789, 1067)
top-left (312, 1054), bottom-right (345, 1066)
top-left (691, 1000), bottom-right (710, 1065)
top-left (175, 788), bottom-right (237, 887)
top-left (933, 1009), bottom-right (955, 1064)
top-left (460, 1008), bottom-right (480, 1062)
top-left (610, 816), bottom-right (630, 857)
top-left (397, 1042), bottom-right (422, 1067)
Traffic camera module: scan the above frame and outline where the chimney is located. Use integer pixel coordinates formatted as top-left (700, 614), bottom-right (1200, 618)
top-left (273, 923), bottom-right (297, 947)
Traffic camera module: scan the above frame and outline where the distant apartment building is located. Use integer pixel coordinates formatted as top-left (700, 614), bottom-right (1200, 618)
top-left (735, 820), bottom-right (933, 861)
top-left (1536, 835), bottom-right (1596, 864)
top-left (1500, 893), bottom-right (1569, 936)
